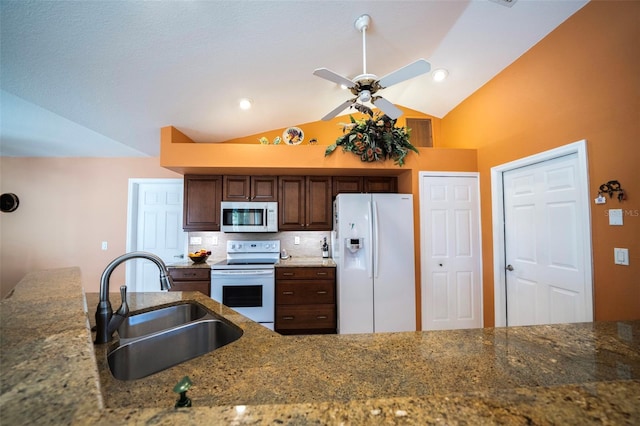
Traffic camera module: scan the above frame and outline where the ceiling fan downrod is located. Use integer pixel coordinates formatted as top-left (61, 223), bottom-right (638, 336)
top-left (355, 14), bottom-right (371, 76)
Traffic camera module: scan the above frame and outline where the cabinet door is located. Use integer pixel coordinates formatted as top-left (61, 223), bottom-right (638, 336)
top-left (333, 176), bottom-right (363, 197)
top-left (306, 176), bottom-right (332, 230)
top-left (364, 176), bottom-right (397, 193)
top-left (223, 176), bottom-right (251, 201)
top-left (276, 280), bottom-right (335, 305)
top-left (278, 176), bottom-right (306, 230)
top-left (183, 175), bottom-right (222, 231)
top-left (275, 305), bottom-right (336, 331)
top-left (251, 176), bottom-right (278, 201)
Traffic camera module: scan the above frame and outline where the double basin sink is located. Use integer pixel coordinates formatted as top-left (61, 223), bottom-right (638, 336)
top-left (108, 302), bottom-right (243, 380)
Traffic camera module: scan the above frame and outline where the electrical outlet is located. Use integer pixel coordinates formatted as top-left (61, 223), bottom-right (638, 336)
top-left (294, 236), bottom-right (300, 245)
top-left (101, 241), bottom-right (108, 251)
top-left (212, 236), bottom-right (218, 245)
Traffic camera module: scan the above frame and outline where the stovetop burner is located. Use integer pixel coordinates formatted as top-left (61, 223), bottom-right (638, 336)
top-left (211, 240), bottom-right (281, 270)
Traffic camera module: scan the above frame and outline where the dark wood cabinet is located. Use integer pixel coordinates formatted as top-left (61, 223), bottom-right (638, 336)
top-left (278, 176), bottom-right (332, 231)
top-left (183, 175), bottom-right (223, 231)
top-left (184, 174), bottom-right (394, 231)
top-left (275, 267), bottom-right (336, 335)
top-left (363, 176), bottom-right (397, 193)
top-left (223, 175), bottom-right (277, 201)
top-left (332, 176), bottom-right (363, 197)
top-left (333, 176), bottom-right (397, 197)
top-left (167, 267), bottom-right (211, 296)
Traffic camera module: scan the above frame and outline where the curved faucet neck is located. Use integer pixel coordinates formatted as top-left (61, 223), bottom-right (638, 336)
top-left (99, 251), bottom-right (172, 302)
top-left (95, 251), bottom-right (173, 344)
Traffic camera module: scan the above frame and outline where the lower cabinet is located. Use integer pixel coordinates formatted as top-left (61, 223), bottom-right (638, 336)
top-left (167, 267), bottom-right (211, 296)
top-left (275, 267), bottom-right (336, 335)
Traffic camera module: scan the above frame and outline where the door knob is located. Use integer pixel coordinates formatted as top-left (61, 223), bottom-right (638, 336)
top-left (505, 264), bottom-right (514, 271)
top-left (174, 254), bottom-right (184, 259)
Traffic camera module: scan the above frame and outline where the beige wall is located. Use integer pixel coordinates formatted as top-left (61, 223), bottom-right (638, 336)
top-left (0, 157), bottom-right (180, 297)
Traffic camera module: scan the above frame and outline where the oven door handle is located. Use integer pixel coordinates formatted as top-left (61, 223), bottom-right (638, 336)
top-left (211, 270), bottom-right (274, 276)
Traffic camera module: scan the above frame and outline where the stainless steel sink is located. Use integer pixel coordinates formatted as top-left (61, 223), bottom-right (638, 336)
top-left (117, 302), bottom-right (209, 339)
top-left (108, 318), bottom-right (243, 381)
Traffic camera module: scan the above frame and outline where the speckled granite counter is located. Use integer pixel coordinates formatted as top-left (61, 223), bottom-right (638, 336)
top-left (168, 256), bottom-right (336, 269)
top-left (2, 267), bottom-right (639, 425)
top-left (276, 256), bottom-right (336, 268)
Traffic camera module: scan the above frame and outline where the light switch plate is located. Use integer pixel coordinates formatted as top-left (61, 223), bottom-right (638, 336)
top-left (190, 236), bottom-right (202, 245)
top-left (609, 209), bottom-right (623, 226)
top-left (614, 248), bottom-right (629, 265)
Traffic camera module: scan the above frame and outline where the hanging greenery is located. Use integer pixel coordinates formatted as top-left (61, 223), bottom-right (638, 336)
top-left (324, 110), bottom-right (419, 167)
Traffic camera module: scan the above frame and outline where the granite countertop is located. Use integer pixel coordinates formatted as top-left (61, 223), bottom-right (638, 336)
top-left (1, 267), bottom-right (639, 425)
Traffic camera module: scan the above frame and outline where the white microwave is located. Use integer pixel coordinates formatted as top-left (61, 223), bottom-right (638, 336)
top-left (220, 201), bottom-right (278, 233)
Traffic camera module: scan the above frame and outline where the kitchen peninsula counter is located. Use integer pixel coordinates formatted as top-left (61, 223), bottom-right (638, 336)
top-left (2, 267), bottom-right (638, 425)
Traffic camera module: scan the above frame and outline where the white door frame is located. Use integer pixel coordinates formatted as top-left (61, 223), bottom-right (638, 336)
top-left (126, 178), bottom-right (186, 288)
top-left (491, 140), bottom-right (593, 327)
top-left (419, 171), bottom-right (483, 329)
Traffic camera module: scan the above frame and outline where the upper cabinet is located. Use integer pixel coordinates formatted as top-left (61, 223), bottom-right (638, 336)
top-left (363, 176), bottom-right (397, 193)
top-left (278, 176), bottom-right (332, 231)
top-left (223, 175), bottom-right (278, 202)
top-left (183, 175), bottom-right (223, 231)
top-left (333, 176), bottom-right (397, 197)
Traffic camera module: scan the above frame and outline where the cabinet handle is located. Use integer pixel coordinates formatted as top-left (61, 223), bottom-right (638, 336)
top-left (316, 315), bottom-right (328, 320)
top-left (282, 316), bottom-right (295, 320)
top-left (316, 272), bottom-right (328, 276)
top-left (282, 291), bottom-right (294, 295)
top-left (283, 272), bottom-right (294, 276)
top-left (316, 290), bottom-right (327, 295)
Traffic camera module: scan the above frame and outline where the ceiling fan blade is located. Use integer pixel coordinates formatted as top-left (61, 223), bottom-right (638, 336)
top-left (377, 59), bottom-right (431, 89)
top-left (321, 99), bottom-right (356, 121)
top-left (372, 97), bottom-right (403, 120)
top-left (313, 68), bottom-right (355, 88)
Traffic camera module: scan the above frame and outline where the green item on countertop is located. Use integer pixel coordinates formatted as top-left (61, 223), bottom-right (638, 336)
top-left (173, 376), bottom-right (193, 408)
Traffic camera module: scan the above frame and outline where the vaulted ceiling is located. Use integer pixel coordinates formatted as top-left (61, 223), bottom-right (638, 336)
top-left (0, 0), bottom-right (588, 157)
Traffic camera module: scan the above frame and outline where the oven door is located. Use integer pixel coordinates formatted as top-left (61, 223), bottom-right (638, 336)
top-left (210, 269), bottom-right (274, 329)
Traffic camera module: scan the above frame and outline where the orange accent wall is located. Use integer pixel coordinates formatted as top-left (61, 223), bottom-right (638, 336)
top-left (218, 106), bottom-right (441, 147)
top-left (440, 1), bottom-right (640, 324)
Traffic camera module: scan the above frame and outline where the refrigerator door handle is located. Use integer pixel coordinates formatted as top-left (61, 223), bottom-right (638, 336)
top-left (372, 200), bottom-right (379, 279)
top-left (367, 200), bottom-right (374, 279)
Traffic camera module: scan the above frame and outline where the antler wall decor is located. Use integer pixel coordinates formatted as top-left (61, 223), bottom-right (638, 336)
top-left (598, 180), bottom-right (626, 202)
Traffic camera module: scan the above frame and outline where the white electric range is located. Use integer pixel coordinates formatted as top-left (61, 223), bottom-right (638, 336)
top-left (210, 240), bottom-right (280, 330)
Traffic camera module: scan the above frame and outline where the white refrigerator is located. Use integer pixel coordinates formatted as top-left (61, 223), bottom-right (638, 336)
top-left (332, 193), bottom-right (416, 334)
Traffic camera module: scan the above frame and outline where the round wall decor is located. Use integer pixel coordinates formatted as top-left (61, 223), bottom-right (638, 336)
top-left (1, 193), bottom-right (19, 212)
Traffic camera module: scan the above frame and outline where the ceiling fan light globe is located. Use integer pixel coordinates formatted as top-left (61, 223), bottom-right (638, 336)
top-left (359, 90), bottom-right (372, 103)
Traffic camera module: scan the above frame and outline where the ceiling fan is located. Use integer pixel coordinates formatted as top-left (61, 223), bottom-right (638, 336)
top-left (313, 14), bottom-right (431, 121)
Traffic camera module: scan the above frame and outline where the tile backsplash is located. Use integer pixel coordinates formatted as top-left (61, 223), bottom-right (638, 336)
top-left (187, 231), bottom-right (332, 260)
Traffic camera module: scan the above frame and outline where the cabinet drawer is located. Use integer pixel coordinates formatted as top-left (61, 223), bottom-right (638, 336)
top-left (276, 281), bottom-right (335, 305)
top-left (275, 305), bottom-right (336, 330)
top-left (168, 268), bottom-right (211, 281)
top-left (168, 281), bottom-right (210, 296)
top-left (276, 267), bottom-right (335, 280)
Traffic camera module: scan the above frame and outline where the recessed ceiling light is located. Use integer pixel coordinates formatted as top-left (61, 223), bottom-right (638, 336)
top-left (432, 68), bottom-right (449, 82)
top-left (239, 98), bottom-right (252, 110)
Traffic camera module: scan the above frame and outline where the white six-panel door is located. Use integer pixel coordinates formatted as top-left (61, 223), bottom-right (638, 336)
top-left (420, 173), bottom-right (482, 330)
top-left (127, 179), bottom-right (186, 292)
top-left (503, 153), bottom-right (591, 326)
